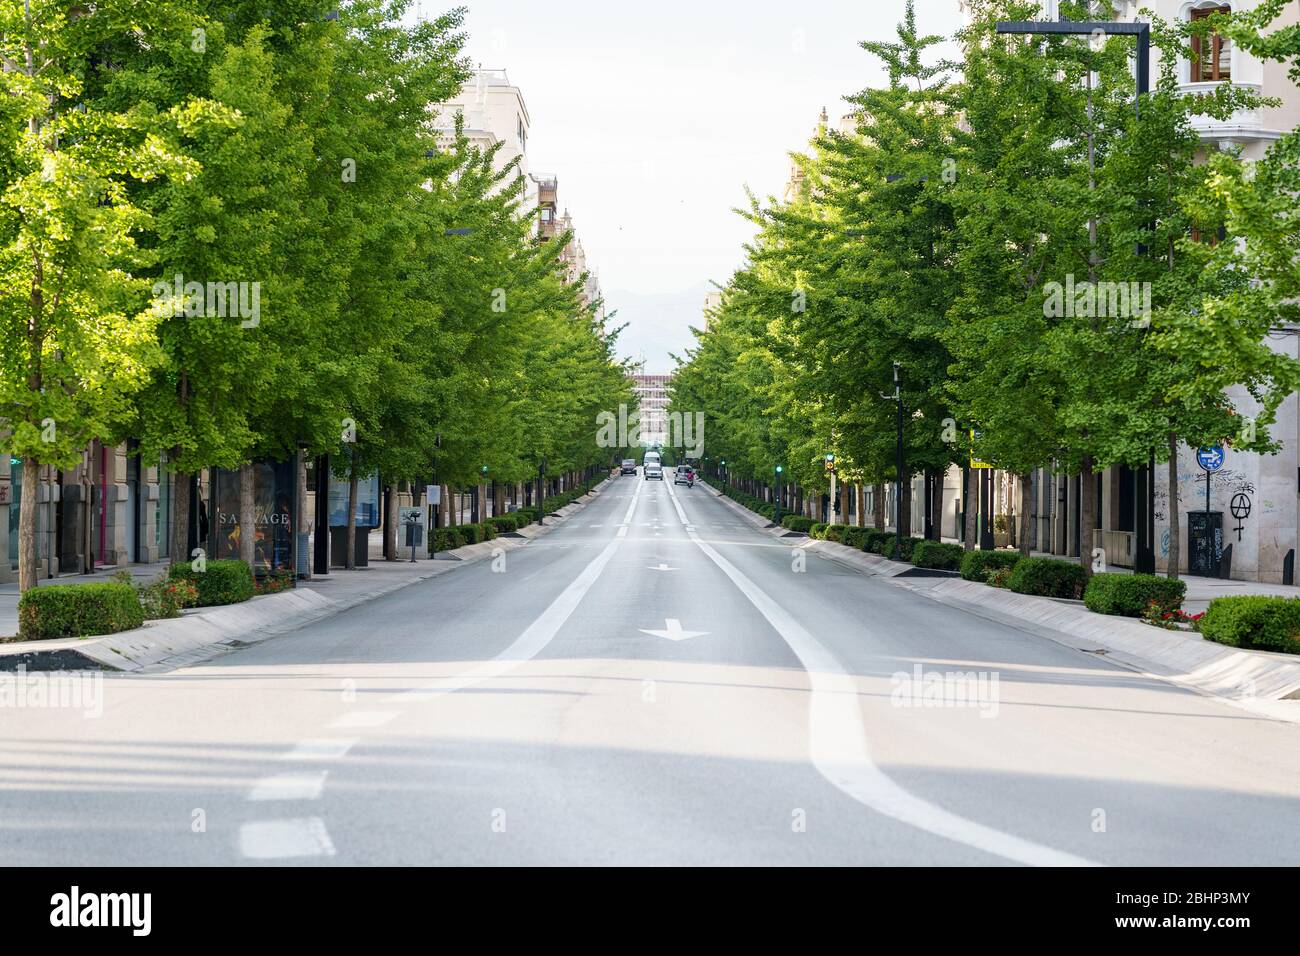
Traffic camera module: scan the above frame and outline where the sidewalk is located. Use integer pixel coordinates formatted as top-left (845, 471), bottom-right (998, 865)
top-left (0, 478), bottom-right (612, 669)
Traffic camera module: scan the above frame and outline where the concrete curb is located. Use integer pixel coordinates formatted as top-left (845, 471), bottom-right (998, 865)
top-left (911, 578), bottom-right (1300, 704)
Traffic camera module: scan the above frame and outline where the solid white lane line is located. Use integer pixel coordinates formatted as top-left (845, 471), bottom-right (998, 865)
top-left (249, 772), bottom-right (328, 801)
top-left (284, 739), bottom-right (358, 761)
top-left (399, 477), bottom-right (643, 703)
top-left (330, 711), bottom-right (400, 729)
top-left (239, 818), bottom-right (336, 859)
top-left (665, 481), bottom-right (1097, 867)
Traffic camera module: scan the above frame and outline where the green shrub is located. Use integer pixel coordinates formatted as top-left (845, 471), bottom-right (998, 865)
top-left (810, 522), bottom-right (827, 539)
top-left (842, 526), bottom-right (870, 549)
top-left (911, 540), bottom-right (965, 571)
top-left (1198, 596), bottom-right (1300, 654)
top-left (988, 566), bottom-right (1015, 588)
top-left (960, 549), bottom-right (1023, 583)
top-left (1084, 573), bottom-right (1187, 618)
top-left (871, 533), bottom-right (895, 556)
top-left (1007, 557), bottom-right (1087, 600)
top-left (823, 523), bottom-right (850, 543)
top-left (433, 528), bottom-right (464, 552)
top-left (488, 514), bottom-right (518, 532)
top-left (781, 515), bottom-right (815, 532)
top-left (862, 529), bottom-right (889, 552)
top-left (896, 536), bottom-right (924, 561)
top-left (18, 583), bottom-right (146, 641)
top-left (167, 559), bottom-right (254, 607)
top-left (137, 575), bottom-right (199, 619)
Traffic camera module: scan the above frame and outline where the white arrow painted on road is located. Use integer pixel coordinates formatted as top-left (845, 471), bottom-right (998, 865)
top-left (648, 563), bottom-right (677, 571)
top-left (639, 618), bottom-right (709, 642)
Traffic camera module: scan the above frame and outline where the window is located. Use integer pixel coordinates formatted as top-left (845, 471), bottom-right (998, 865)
top-left (1190, 5), bottom-right (1231, 82)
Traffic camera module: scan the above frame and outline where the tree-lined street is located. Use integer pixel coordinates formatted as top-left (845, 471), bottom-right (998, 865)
top-left (5, 475), bottom-right (1300, 866)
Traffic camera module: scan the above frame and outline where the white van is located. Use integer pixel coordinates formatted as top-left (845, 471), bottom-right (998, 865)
top-left (643, 452), bottom-right (664, 480)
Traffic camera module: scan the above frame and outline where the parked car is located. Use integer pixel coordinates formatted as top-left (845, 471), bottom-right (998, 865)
top-left (620, 459), bottom-right (637, 476)
top-left (674, 465), bottom-right (694, 487)
top-left (644, 452), bottom-right (664, 480)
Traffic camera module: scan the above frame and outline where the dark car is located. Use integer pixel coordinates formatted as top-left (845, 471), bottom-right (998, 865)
top-left (620, 459), bottom-right (637, 476)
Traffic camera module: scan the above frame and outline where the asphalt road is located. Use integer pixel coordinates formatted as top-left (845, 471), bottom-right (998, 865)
top-left (4, 474), bottom-right (1300, 866)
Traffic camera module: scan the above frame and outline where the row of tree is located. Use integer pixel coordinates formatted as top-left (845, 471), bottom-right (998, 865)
top-left (0, 0), bottom-right (636, 591)
top-left (671, 0), bottom-right (1300, 578)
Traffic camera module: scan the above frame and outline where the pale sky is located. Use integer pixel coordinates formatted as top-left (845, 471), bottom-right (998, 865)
top-left (412, 0), bottom-right (965, 368)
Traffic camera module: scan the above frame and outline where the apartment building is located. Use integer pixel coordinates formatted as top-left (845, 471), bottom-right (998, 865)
top-left (632, 375), bottom-right (672, 449)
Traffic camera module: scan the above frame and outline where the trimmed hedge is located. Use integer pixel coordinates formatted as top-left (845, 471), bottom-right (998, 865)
top-left (960, 549), bottom-right (1023, 583)
top-left (1198, 596), bottom-right (1300, 654)
top-left (842, 526), bottom-right (870, 549)
top-left (167, 559), bottom-right (254, 607)
top-left (911, 540), bottom-right (965, 571)
top-left (810, 522), bottom-right (827, 539)
top-left (870, 533), bottom-right (895, 556)
top-left (823, 523), bottom-right (851, 543)
top-left (781, 515), bottom-right (816, 533)
top-left (1007, 557), bottom-right (1087, 600)
top-left (18, 583), bottom-right (145, 641)
top-left (1084, 573), bottom-right (1187, 618)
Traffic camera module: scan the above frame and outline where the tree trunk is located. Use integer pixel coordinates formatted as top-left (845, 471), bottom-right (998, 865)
top-left (839, 480), bottom-right (851, 526)
top-left (238, 463), bottom-right (255, 569)
top-left (1019, 472), bottom-right (1033, 557)
top-left (17, 458), bottom-right (39, 592)
top-left (1167, 434), bottom-right (1180, 580)
top-left (345, 465), bottom-right (359, 570)
top-left (856, 484), bottom-right (866, 528)
top-left (172, 467), bottom-right (192, 566)
top-left (873, 482), bottom-right (885, 530)
top-left (1079, 457), bottom-right (1095, 578)
top-left (964, 468), bottom-right (978, 551)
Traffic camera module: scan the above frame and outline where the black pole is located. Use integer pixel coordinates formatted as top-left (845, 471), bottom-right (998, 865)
top-left (892, 363), bottom-right (903, 560)
top-left (313, 453), bottom-right (330, 575)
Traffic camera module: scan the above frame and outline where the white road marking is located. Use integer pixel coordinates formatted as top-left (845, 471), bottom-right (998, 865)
top-left (249, 772), bottom-right (328, 801)
top-left (399, 477), bottom-right (643, 703)
top-left (284, 739), bottom-right (358, 761)
top-left (239, 818), bottom-right (336, 859)
top-left (648, 563), bottom-right (677, 571)
top-left (639, 618), bottom-right (710, 642)
top-left (666, 481), bottom-right (1098, 867)
top-left (330, 711), bottom-right (399, 729)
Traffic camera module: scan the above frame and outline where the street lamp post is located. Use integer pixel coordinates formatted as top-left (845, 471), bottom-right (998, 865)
top-left (995, 14), bottom-right (1156, 574)
top-left (882, 362), bottom-right (904, 560)
top-left (774, 465), bottom-right (784, 526)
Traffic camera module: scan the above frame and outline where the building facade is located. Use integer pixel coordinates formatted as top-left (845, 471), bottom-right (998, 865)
top-left (936, 0), bottom-right (1300, 582)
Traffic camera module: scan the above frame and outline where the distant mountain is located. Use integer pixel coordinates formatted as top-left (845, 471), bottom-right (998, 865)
top-left (607, 282), bottom-right (714, 375)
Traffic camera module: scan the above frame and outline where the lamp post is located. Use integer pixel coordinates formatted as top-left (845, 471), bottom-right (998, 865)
top-left (882, 362), bottom-right (904, 560)
top-left (774, 465), bottom-right (784, 526)
top-left (537, 456), bottom-right (547, 526)
top-left (995, 14), bottom-right (1156, 574)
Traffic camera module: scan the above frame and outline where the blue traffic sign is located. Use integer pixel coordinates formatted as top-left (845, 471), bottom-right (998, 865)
top-left (1197, 445), bottom-right (1225, 472)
